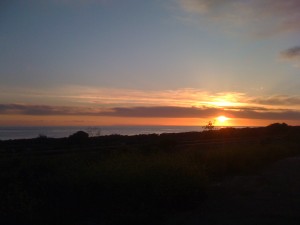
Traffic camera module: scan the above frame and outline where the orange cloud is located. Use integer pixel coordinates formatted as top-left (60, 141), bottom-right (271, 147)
top-left (1, 86), bottom-right (300, 126)
top-left (0, 85), bottom-right (247, 108)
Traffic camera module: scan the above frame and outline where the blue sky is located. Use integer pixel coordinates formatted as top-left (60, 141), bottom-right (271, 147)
top-left (1, 0), bottom-right (300, 126)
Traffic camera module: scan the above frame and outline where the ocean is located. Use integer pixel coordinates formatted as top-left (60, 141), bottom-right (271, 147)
top-left (0, 126), bottom-right (208, 140)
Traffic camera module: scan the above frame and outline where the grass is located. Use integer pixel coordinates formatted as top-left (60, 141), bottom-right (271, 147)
top-left (0, 126), bottom-right (300, 225)
top-left (0, 151), bottom-right (207, 225)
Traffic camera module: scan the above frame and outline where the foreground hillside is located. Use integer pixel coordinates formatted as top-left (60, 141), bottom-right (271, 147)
top-left (0, 124), bottom-right (300, 225)
top-left (168, 156), bottom-right (300, 225)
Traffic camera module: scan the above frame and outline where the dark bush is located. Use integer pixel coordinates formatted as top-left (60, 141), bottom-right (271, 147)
top-left (68, 131), bottom-right (89, 140)
top-left (266, 123), bottom-right (289, 134)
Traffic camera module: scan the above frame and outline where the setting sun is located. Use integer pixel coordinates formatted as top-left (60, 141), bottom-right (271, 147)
top-left (216, 116), bottom-right (229, 123)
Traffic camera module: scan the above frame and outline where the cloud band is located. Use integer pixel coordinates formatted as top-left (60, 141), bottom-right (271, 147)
top-left (1, 103), bottom-right (300, 120)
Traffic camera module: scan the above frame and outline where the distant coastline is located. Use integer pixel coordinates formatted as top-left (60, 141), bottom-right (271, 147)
top-left (0, 125), bottom-right (255, 140)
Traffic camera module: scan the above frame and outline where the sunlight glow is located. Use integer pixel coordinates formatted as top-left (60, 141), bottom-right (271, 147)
top-left (207, 93), bottom-right (246, 108)
top-left (210, 100), bottom-right (234, 107)
top-left (216, 116), bottom-right (229, 123)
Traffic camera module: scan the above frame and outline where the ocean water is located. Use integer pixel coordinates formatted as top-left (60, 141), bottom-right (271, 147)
top-left (0, 126), bottom-right (207, 140)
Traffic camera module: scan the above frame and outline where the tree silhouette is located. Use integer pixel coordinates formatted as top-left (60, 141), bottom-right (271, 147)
top-left (203, 120), bottom-right (215, 131)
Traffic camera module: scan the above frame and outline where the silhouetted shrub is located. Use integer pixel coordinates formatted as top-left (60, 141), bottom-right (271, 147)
top-left (266, 123), bottom-right (289, 134)
top-left (37, 134), bottom-right (48, 139)
top-left (68, 131), bottom-right (89, 140)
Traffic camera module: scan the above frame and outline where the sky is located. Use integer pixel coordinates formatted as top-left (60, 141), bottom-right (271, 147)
top-left (1, 0), bottom-right (300, 126)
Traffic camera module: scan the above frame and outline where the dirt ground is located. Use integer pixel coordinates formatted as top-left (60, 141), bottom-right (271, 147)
top-left (166, 157), bottom-right (300, 225)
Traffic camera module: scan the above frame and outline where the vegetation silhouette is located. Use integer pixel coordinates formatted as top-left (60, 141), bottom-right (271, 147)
top-left (203, 120), bottom-right (215, 131)
top-left (68, 130), bottom-right (89, 140)
top-left (0, 123), bottom-right (300, 224)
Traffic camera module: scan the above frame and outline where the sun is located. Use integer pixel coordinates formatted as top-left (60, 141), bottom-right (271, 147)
top-left (216, 116), bottom-right (229, 124)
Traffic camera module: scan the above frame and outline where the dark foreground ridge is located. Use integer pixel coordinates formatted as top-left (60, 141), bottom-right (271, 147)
top-left (0, 123), bottom-right (300, 225)
top-left (1, 123), bottom-right (299, 155)
top-left (166, 156), bottom-right (300, 225)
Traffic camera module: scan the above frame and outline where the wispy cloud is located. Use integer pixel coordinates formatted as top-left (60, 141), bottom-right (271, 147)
top-left (252, 95), bottom-right (300, 106)
top-left (178, 0), bottom-right (239, 14)
top-left (0, 85), bottom-right (246, 108)
top-left (176, 0), bottom-right (300, 36)
top-left (50, 0), bottom-right (109, 4)
top-left (0, 104), bottom-right (105, 116)
top-left (281, 46), bottom-right (300, 59)
top-left (1, 85), bottom-right (300, 122)
top-left (280, 46), bottom-right (300, 67)
top-left (2, 85), bottom-right (300, 110)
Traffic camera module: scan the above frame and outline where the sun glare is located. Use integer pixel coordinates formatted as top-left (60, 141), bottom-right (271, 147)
top-left (211, 100), bottom-right (233, 107)
top-left (216, 116), bottom-right (229, 123)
